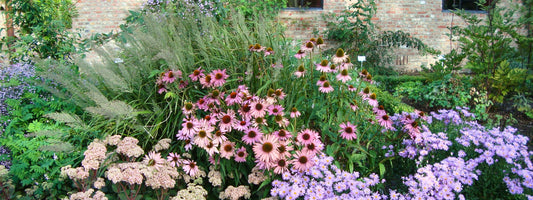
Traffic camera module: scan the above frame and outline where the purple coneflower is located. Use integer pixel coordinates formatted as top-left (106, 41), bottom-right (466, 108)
top-left (242, 127), bottom-right (263, 145)
top-left (189, 67), bottom-right (205, 82)
top-left (297, 129), bottom-right (319, 145)
top-left (332, 48), bottom-right (348, 64)
top-left (315, 60), bottom-right (330, 73)
top-left (339, 122), bottom-right (357, 140)
top-left (167, 152), bottom-right (182, 167)
top-left (273, 129), bottom-right (292, 140)
top-left (220, 141), bottom-right (235, 159)
top-left (318, 81), bottom-right (334, 93)
top-left (290, 107), bottom-right (301, 118)
top-left (182, 160), bottom-right (199, 177)
top-left (292, 150), bottom-right (315, 171)
top-left (294, 50), bottom-right (306, 59)
top-left (336, 69), bottom-right (352, 83)
top-left (253, 134), bottom-right (280, 163)
top-left (268, 104), bottom-right (284, 116)
top-left (209, 69), bottom-right (229, 87)
top-left (294, 64), bottom-right (306, 78)
top-left (234, 147), bottom-right (248, 163)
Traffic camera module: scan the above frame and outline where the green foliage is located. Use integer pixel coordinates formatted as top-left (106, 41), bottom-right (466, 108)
top-left (446, 0), bottom-right (533, 110)
top-left (323, 0), bottom-right (437, 75)
top-left (227, 0), bottom-right (287, 19)
top-left (374, 75), bottom-right (427, 93)
top-left (3, 0), bottom-right (79, 60)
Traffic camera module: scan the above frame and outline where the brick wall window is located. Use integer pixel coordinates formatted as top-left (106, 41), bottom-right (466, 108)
top-left (287, 0), bottom-right (323, 8)
top-left (443, 0), bottom-right (493, 11)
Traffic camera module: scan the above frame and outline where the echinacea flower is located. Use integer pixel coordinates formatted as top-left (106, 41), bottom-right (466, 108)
top-left (339, 122), bottom-right (357, 140)
top-left (200, 74), bottom-right (213, 88)
top-left (273, 129), bottom-right (292, 140)
top-left (182, 101), bottom-right (196, 115)
top-left (318, 81), bottom-right (334, 93)
top-left (268, 105), bottom-right (284, 116)
top-left (294, 50), bottom-right (306, 59)
top-left (290, 107), bottom-right (301, 118)
top-left (193, 128), bottom-right (213, 148)
top-left (301, 41), bottom-right (314, 52)
top-left (250, 99), bottom-right (268, 118)
top-left (218, 110), bottom-right (236, 133)
top-left (209, 69), bottom-right (229, 87)
top-left (167, 152), bottom-right (182, 167)
top-left (225, 91), bottom-right (243, 106)
top-left (264, 47), bottom-right (274, 56)
top-left (144, 151), bottom-right (165, 170)
top-left (316, 36), bottom-right (325, 48)
top-left (274, 89), bottom-right (286, 99)
top-left (373, 105), bottom-right (387, 116)
top-left (328, 64), bottom-right (338, 73)
top-left (204, 141), bottom-right (219, 156)
top-left (235, 119), bottom-right (250, 131)
top-left (274, 114), bottom-right (289, 127)
top-left (182, 160), bottom-right (199, 177)
top-left (292, 150), bottom-right (315, 171)
top-left (177, 118), bottom-right (199, 139)
top-left (157, 84), bottom-right (168, 94)
top-left (234, 147), bottom-right (248, 163)
top-left (347, 85), bottom-right (357, 92)
top-left (220, 141), bottom-right (235, 159)
top-left (274, 158), bottom-right (290, 174)
top-left (336, 69), bottom-right (352, 83)
top-left (365, 93), bottom-right (378, 107)
top-left (297, 129), bottom-right (319, 145)
top-left (238, 103), bottom-right (253, 120)
top-left (242, 127), bottom-right (263, 145)
top-left (316, 75), bottom-right (327, 86)
top-left (377, 114), bottom-right (394, 131)
top-left (316, 60), bottom-right (330, 73)
top-left (303, 139), bottom-right (323, 155)
top-left (332, 48), bottom-right (348, 64)
top-left (189, 67), bottom-right (205, 81)
top-left (294, 64), bottom-right (306, 77)
top-left (253, 134), bottom-right (280, 163)
top-left (250, 43), bottom-right (266, 52)
top-left (277, 140), bottom-right (293, 158)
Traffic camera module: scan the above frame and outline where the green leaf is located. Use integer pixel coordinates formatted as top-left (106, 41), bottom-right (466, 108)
top-left (164, 91), bottom-right (176, 99)
top-left (379, 163), bottom-right (386, 177)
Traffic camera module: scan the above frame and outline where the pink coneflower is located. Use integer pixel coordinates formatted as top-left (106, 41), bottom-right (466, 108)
top-left (167, 152), bottom-right (182, 167)
top-left (253, 134), bottom-right (280, 163)
top-left (316, 75), bottom-right (327, 86)
top-left (204, 141), bottom-right (219, 156)
top-left (349, 100), bottom-right (359, 111)
top-left (373, 105), bottom-right (387, 116)
top-left (179, 80), bottom-right (188, 89)
top-left (264, 47), bottom-right (274, 56)
top-left (182, 101), bottom-right (196, 116)
top-left (404, 121), bottom-right (421, 139)
top-left (273, 129), bottom-right (292, 140)
top-left (378, 114), bottom-right (394, 131)
top-left (184, 139), bottom-right (193, 151)
top-left (268, 105), bottom-right (284, 116)
top-left (196, 97), bottom-right (209, 111)
top-left (189, 67), bottom-right (205, 82)
top-left (290, 107), bottom-right (301, 118)
top-left (303, 139), bottom-right (324, 155)
top-left (332, 48), bottom-right (348, 64)
top-left (200, 74), bottom-right (213, 88)
top-left (292, 150), bottom-right (315, 171)
top-left (294, 64), bottom-right (306, 78)
top-left (242, 127), bottom-right (263, 145)
top-left (208, 156), bottom-right (220, 165)
top-left (359, 87), bottom-right (371, 99)
top-left (212, 130), bottom-right (228, 144)
top-left (250, 43), bottom-right (266, 52)
top-left (365, 93), bottom-right (379, 107)
top-left (218, 110), bottom-right (236, 133)
top-left (238, 103), bottom-right (253, 120)
top-left (297, 129), bottom-right (320, 145)
top-left (277, 140), bottom-right (293, 159)
top-left (220, 141), bottom-right (235, 159)
top-left (252, 116), bottom-right (268, 127)
top-left (157, 84), bottom-right (168, 94)
top-left (340, 60), bottom-right (354, 71)
top-left (316, 37), bottom-right (325, 48)
top-left (274, 89), bottom-right (286, 100)
top-left (339, 122), bottom-right (357, 140)
top-left (328, 64), bottom-right (338, 73)
top-left (235, 119), bottom-right (250, 132)
top-left (301, 41), bottom-right (314, 52)
top-left (182, 160), bottom-right (199, 177)
top-left (273, 158), bottom-right (290, 174)
top-left (209, 69), bottom-right (229, 87)
top-left (144, 151), bottom-right (165, 170)
top-left (347, 85), bottom-right (357, 92)
top-left (319, 81), bottom-right (334, 93)
top-left (364, 74), bottom-right (373, 83)
top-left (225, 91), bottom-right (243, 106)
top-left (315, 60), bottom-right (330, 73)
top-left (177, 118), bottom-right (198, 139)
top-left (359, 69), bottom-right (369, 78)
top-left (274, 114), bottom-right (289, 127)
top-left (294, 50), bottom-right (306, 59)
top-left (193, 128), bottom-right (212, 148)
top-left (336, 69), bottom-right (352, 83)
top-left (162, 70), bottom-right (182, 84)
top-left (415, 109), bottom-right (428, 121)
top-left (234, 147), bottom-right (248, 163)
top-left (250, 99), bottom-right (268, 118)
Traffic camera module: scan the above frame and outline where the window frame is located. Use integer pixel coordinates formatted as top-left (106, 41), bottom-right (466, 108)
top-left (442, 0), bottom-right (493, 12)
top-left (285, 0), bottom-right (323, 10)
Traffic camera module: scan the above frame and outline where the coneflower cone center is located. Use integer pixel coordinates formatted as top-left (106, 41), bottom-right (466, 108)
top-left (248, 131), bottom-right (256, 138)
top-left (222, 115), bottom-right (231, 124)
top-left (302, 133), bottom-right (310, 140)
top-left (345, 127), bottom-right (353, 133)
top-left (341, 69), bottom-right (349, 76)
top-left (262, 142), bottom-right (274, 153)
top-left (320, 60), bottom-right (328, 66)
top-left (299, 156), bottom-right (308, 164)
top-left (186, 122), bottom-right (194, 129)
top-left (224, 145), bottom-right (233, 152)
top-left (199, 130), bottom-right (207, 138)
top-left (255, 103), bottom-right (263, 110)
top-left (278, 159), bottom-right (286, 167)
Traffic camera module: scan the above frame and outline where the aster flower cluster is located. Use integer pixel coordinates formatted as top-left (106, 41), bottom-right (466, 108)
top-left (0, 63), bottom-right (36, 168)
top-left (271, 153), bottom-right (386, 199)
top-left (393, 108), bottom-right (533, 198)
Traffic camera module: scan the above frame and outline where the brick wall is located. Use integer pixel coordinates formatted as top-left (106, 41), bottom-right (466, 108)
top-left (72, 0), bottom-right (145, 37)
